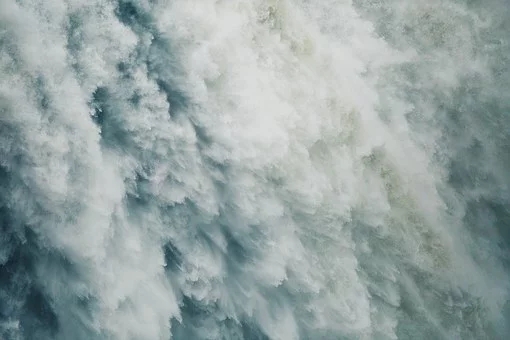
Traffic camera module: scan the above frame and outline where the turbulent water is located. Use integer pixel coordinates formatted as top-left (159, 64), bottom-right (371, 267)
top-left (1, 0), bottom-right (510, 339)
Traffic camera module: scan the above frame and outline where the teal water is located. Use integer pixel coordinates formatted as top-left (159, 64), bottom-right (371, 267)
top-left (0, 0), bottom-right (509, 339)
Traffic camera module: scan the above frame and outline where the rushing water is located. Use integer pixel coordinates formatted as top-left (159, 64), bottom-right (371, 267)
top-left (1, 0), bottom-right (509, 339)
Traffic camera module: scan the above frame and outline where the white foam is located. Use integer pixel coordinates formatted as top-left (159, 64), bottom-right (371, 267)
top-left (0, 0), bottom-right (509, 339)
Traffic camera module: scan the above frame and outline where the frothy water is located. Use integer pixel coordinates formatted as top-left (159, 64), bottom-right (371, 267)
top-left (0, 0), bottom-right (509, 339)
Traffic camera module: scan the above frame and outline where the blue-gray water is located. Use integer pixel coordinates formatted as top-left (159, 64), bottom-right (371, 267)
top-left (1, 0), bottom-right (510, 339)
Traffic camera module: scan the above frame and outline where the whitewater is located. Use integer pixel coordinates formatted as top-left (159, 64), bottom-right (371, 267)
top-left (0, 0), bottom-right (509, 339)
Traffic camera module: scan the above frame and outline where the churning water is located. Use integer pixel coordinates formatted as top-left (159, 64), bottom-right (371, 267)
top-left (1, 0), bottom-right (510, 339)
